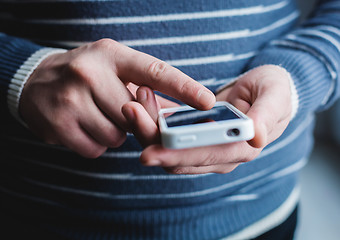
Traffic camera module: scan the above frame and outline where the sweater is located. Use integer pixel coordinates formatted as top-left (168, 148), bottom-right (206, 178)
top-left (1, 0), bottom-right (340, 239)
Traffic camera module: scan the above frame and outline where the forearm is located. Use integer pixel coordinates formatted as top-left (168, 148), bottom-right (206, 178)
top-left (246, 0), bottom-right (340, 117)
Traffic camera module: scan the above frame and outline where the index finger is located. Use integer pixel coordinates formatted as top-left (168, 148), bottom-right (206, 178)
top-left (114, 43), bottom-right (216, 110)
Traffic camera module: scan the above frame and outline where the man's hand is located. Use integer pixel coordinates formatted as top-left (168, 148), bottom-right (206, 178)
top-left (19, 39), bottom-right (215, 158)
top-left (127, 65), bottom-right (293, 174)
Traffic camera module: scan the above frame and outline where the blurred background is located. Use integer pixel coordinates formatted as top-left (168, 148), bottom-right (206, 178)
top-left (295, 1), bottom-right (340, 239)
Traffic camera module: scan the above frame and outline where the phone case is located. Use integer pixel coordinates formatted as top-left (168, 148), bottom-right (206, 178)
top-left (158, 101), bottom-right (254, 149)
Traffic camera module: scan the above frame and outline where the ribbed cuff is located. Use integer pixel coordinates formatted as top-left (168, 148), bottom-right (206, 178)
top-left (7, 48), bottom-right (67, 127)
top-left (247, 40), bottom-right (337, 117)
top-left (279, 66), bottom-right (299, 120)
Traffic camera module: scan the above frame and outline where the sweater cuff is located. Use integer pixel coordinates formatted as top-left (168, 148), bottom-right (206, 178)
top-left (7, 48), bottom-right (67, 127)
top-left (246, 39), bottom-right (338, 118)
top-left (284, 67), bottom-right (299, 120)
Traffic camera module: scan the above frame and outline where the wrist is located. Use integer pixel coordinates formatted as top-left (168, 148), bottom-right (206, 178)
top-left (7, 48), bottom-right (67, 127)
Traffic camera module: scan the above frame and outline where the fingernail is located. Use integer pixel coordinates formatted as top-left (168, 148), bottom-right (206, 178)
top-left (197, 90), bottom-right (215, 108)
top-left (144, 159), bottom-right (161, 166)
top-left (124, 107), bottom-right (135, 122)
top-left (137, 88), bottom-right (147, 102)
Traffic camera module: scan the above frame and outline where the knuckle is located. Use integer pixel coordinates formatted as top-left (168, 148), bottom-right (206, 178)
top-left (93, 38), bottom-right (117, 50)
top-left (91, 38), bottom-right (123, 73)
top-left (173, 77), bottom-right (201, 102)
top-left (58, 88), bottom-right (81, 108)
top-left (239, 150), bottom-right (259, 163)
top-left (164, 167), bottom-right (181, 175)
top-left (67, 58), bottom-right (97, 87)
top-left (216, 169), bottom-right (229, 174)
top-left (179, 80), bottom-right (196, 95)
top-left (249, 151), bottom-right (260, 162)
top-left (66, 55), bottom-right (98, 86)
top-left (146, 60), bottom-right (168, 81)
top-left (68, 57), bottom-right (87, 77)
top-left (241, 157), bottom-right (252, 163)
top-left (201, 153), bottom-right (219, 166)
top-left (247, 152), bottom-right (257, 162)
top-left (108, 133), bottom-right (127, 148)
top-left (52, 115), bottom-right (74, 135)
top-left (215, 165), bottom-right (237, 174)
top-left (83, 147), bottom-right (107, 159)
top-left (170, 167), bottom-right (187, 175)
top-left (92, 38), bottom-right (120, 61)
top-left (44, 137), bottom-right (59, 145)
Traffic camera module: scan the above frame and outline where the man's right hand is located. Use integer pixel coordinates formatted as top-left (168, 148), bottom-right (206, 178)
top-left (19, 39), bottom-right (215, 158)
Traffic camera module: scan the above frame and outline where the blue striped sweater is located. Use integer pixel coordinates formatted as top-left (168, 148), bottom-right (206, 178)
top-left (1, 0), bottom-right (340, 239)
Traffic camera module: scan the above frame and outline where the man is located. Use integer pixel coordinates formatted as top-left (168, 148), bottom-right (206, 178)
top-left (0, 0), bottom-right (339, 239)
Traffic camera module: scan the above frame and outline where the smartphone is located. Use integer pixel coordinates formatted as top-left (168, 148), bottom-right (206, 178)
top-left (158, 101), bottom-right (254, 149)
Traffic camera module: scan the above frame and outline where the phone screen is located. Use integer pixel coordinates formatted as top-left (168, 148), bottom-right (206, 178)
top-left (164, 106), bottom-right (240, 128)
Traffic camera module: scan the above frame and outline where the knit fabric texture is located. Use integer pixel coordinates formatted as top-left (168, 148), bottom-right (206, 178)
top-left (1, 0), bottom-right (340, 239)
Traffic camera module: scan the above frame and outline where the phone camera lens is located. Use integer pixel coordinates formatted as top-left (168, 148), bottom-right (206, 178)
top-left (227, 128), bottom-right (240, 137)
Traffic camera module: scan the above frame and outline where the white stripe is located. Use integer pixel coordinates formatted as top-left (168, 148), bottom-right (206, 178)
top-left (38, 11), bottom-right (298, 48)
top-left (22, 160), bottom-right (274, 198)
top-left (24, 157), bottom-right (273, 198)
top-left (246, 11), bottom-right (298, 37)
top-left (198, 77), bottom-right (234, 86)
top-left (166, 51), bottom-right (257, 67)
top-left (239, 157), bottom-right (308, 193)
top-left (0, 185), bottom-right (61, 206)
top-left (101, 151), bottom-right (141, 158)
top-left (21, 156), bottom-right (305, 201)
top-left (20, 146), bottom-right (309, 200)
top-left (23, 177), bottom-right (123, 199)
top-left (122, 29), bottom-right (250, 47)
top-left (121, 11), bottom-right (299, 47)
top-left (197, 78), bottom-right (217, 85)
top-left (224, 194), bottom-right (258, 202)
top-left (270, 157), bottom-right (307, 179)
top-left (292, 29), bottom-right (340, 53)
top-left (271, 39), bottom-right (337, 106)
top-left (314, 25), bottom-right (340, 39)
top-left (19, 156), bottom-right (211, 180)
top-left (221, 186), bottom-right (300, 240)
top-left (21, 175), bottom-right (266, 200)
top-left (24, 1), bottom-right (289, 25)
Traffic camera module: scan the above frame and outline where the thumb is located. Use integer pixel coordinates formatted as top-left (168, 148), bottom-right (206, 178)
top-left (247, 111), bottom-right (267, 149)
top-left (122, 101), bottom-right (160, 147)
top-left (245, 99), bottom-right (273, 149)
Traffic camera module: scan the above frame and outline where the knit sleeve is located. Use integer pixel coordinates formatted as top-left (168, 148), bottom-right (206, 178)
top-left (246, 0), bottom-right (340, 117)
top-left (0, 33), bottom-right (66, 125)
